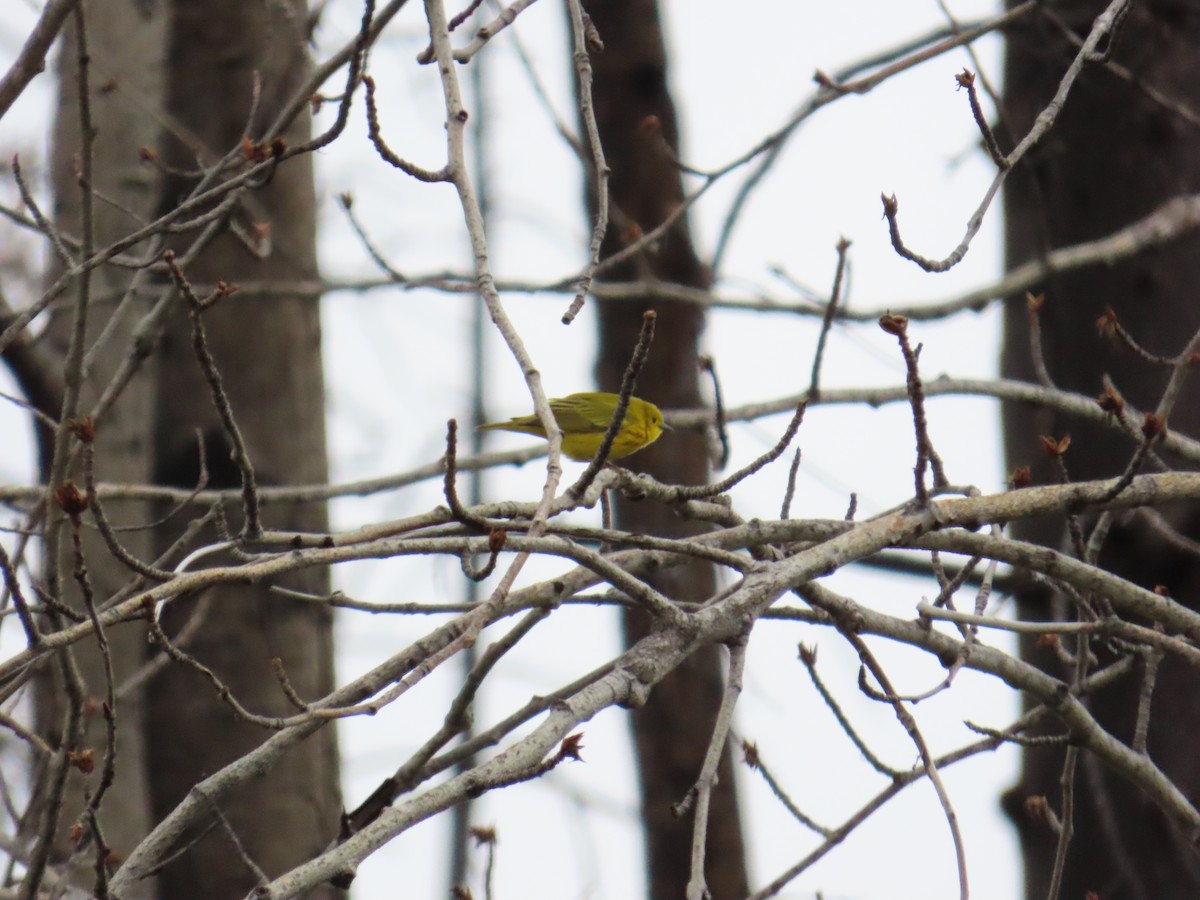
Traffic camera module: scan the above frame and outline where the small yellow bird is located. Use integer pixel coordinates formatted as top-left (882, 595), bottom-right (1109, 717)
top-left (478, 392), bottom-right (667, 461)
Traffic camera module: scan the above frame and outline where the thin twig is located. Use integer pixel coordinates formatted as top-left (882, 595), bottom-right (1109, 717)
top-left (12, 155), bottom-right (75, 269)
top-left (881, 0), bottom-right (1131, 273)
top-left (679, 636), bottom-right (748, 900)
top-left (1025, 292), bottom-right (1056, 389)
top-left (197, 785), bottom-right (270, 888)
top-left (362, 74), bottom-right (449, 182)
top-left (808, 237), bottom-right (851, 401)
top-left (698, 355), bottom-right (729, 470)
top-left (740, 739), bottom-right (832, 838)
top-left (423, 0), bottom-right (566, 622)
top-left (879, 314), bottom-right (947, 501)
top-left (0, 542), bottom-right (40, 648)
top-left (82, 440), bottom-right (174, 580)
top-left (780, 449), bottom-right (802, 520)
top-left (570, 310), bottom-right (656, 497)
top-left (342, 605), bottom-right (552, 837)
top-left (954, 69), bottom-right (1006, 168)
top-left (846, 633), bottom-right (969, 900)
top-left (417, 0), bottom-right (538, 65)
top-left (748, 692), bottom-right (1089, 899)
top-left (0, 0), bottom-right (82, 119)
top-left (443, 419), bottom-right (493, 533)
top-left (163, 253), bottom-right (262, 538)
top-left (661, 402), bottom-right (806, 501)
top-left (1132, 635), bottom-right (1164, 755)
top-left (798, 644), bottom-right (898, 778)
top-left (68, 504), bottom-right (119, 829)
top-left (712, 2), bottom-right (1036, 276)
top-left (1045, 746), bottom-right (1079, 900)
top-left (19, 15), bottom-right (95, 895)
top-left (337, 192), bottom-right (406, 280)
top-left (560, 0), bottom-right (610, 326)
top-left (1099, 322), bottom-right (1200, 503)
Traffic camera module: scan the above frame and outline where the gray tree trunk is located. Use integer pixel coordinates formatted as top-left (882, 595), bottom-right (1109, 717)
top-left (39, 3), bottom-right (165, 893)
top-left (37, 2), bottom-right (341, 897)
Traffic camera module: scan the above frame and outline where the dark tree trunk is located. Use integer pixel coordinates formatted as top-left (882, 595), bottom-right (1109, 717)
top-left (580, 2), bottom-right (750, 897)
top-left (142, 1), bottom-right (342, 897)
top-left (1002, 4), bottom-right (1200, 897)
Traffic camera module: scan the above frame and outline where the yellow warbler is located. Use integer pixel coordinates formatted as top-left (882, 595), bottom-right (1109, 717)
top-left (478, 392), bottom-right (666, 461)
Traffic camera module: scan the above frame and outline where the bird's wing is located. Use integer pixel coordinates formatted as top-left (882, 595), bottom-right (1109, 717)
top-left (551, 401), bottom-right (612, 433)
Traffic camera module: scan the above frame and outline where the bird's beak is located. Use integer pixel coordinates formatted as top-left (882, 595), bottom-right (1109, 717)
top-left (660, 421), bottom-right (673, 431)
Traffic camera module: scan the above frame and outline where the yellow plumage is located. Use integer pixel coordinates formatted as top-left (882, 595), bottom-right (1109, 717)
top-left (478, 392), bottom-right (666, 461)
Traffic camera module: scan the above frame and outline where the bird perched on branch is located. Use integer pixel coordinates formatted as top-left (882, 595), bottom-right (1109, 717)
top-left (478, 392), bottom-right (667, 461)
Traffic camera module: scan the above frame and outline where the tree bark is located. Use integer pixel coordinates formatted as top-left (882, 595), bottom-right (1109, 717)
top-left (142, 1), bottom-right (342, 897)
top-left (581, 2), bottom-right (750, 897)
top-left (1002, 4), bottom-right (1200, 897)
top-left (39, 3), bottom-right (165, 893)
